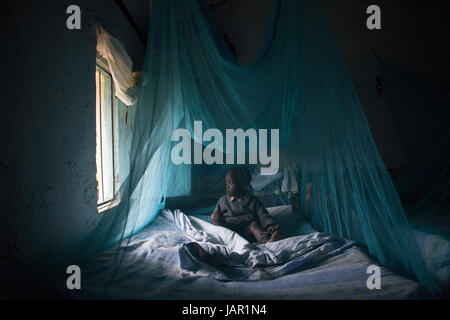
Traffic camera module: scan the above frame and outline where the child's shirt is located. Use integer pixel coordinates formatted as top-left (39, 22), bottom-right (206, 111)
top-left (214, 194), bottom-right (276, 229)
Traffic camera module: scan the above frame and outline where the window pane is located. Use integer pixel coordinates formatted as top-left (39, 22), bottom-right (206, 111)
top-left (100, 70), bottom-right (115, 202)
top-left (95, 69), bottom-right (104, 204)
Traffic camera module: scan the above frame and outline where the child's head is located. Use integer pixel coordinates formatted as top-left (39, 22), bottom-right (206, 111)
top-left (225, 167), bottom-right (252, 198)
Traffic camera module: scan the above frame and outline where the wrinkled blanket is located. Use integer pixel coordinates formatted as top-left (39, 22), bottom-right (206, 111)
top-left (161, 209), bottom-right (355, 281)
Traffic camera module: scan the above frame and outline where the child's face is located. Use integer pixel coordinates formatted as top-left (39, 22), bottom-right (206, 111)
top-left (225, 171), bottom-right (245, 198)
top-left (225, 172), bottom-right (237, 197)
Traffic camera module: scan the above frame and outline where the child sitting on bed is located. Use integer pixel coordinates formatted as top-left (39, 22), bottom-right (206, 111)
top-left (210, 167), bottom-right (282, 244)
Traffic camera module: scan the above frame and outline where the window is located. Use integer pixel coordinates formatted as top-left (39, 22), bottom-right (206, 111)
top-left (96, 56), bottom-right (119, 211)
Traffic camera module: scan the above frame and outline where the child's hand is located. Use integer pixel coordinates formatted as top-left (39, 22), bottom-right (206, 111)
top-left (267, 224), bottom-right (280, 233)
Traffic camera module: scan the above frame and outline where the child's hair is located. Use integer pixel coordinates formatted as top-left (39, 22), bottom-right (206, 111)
top-left (228, 167), bottom-right (252, 189)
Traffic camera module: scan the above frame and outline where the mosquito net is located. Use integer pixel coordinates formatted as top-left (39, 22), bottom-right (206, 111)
top-left (54, 0), bottom-right (442, 296)
top-left (376, 53), bottom-right (450, 235)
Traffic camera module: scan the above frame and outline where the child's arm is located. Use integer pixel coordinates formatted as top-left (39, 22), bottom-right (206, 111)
top-left (210, 209), bottom-right (227, 227)
top-left (255, 198), bottom-right (280, 232)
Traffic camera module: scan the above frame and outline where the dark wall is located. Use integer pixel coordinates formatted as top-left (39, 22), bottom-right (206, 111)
top-left (322, 0), bottom-right (450, 165)
top-left (0, 1), bottom-right (145, 292)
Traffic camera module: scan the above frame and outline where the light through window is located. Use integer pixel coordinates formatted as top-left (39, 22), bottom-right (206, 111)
top-left (95, 58), bottom-right (118, 208)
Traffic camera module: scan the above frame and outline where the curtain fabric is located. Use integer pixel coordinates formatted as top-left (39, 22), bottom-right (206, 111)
top-left (96, 25), bottom-right (140, 106)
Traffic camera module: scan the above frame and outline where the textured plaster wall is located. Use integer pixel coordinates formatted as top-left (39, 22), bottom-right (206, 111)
top-left (1, 0), bottom-right (145, 289)
top-left (322, 0), bottom-right (450, 166)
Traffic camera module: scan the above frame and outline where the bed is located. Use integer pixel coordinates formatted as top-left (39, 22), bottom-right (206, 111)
top-left (63, 204), bottom-right (450, 300)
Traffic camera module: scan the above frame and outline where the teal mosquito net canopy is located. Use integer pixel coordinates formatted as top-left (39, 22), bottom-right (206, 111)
top-left (55, 0), bottom-right (444, 296)
top-left (375, 53), bottom-right (450, 236)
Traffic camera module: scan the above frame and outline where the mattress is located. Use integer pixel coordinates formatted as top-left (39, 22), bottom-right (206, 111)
top-left (66, 206), bottom-right (430, 300)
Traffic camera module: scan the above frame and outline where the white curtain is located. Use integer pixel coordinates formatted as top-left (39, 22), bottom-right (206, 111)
top-left (96, 25), bottom-right (140, 106)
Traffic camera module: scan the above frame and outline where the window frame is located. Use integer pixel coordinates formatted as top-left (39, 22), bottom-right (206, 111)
top-left (96, 55), bottom-right (120, 213)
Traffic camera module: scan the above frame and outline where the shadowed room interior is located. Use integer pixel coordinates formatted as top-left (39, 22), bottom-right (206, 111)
top-left (1, 0), bottom-right (449, 300)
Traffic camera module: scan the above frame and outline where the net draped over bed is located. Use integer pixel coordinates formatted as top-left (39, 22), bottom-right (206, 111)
top-left (59, 0), bottom-right (442, 296)
top-left (375, 54), bottom-right (450, 236)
